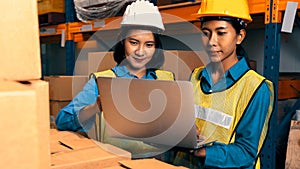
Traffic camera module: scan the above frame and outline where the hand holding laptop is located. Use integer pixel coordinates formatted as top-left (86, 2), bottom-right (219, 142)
top-left (194, 125), bottom-right (216, 149)
top-left (96, 96), bottom-right (102, 111)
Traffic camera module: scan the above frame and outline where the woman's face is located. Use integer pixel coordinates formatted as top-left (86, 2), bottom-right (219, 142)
top-left (124, 29), bottom-right (156, 71)
top-left (200, 20), bottom-right (244, 65)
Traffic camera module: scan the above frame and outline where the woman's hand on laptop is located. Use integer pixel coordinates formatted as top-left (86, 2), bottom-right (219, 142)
top-left (96, 96), bottom-right (102, 112)
top-left (196, 126), bottom-right (206, 142)
top-left (192, 147), bottom-right (206, 157)
top-left (78, 98), bottom-right (101, 123)
top-left (192, 126), bottom-right (206, 158)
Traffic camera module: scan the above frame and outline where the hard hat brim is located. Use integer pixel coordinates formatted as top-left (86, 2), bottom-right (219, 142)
top-left (121, 24), bottom-right (165, 33)
top-left (192, 13), bottom-right (253, 23)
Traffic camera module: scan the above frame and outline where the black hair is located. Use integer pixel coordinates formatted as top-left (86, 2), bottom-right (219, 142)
top-left (200, 16), bottom-right (250, 62)
top-left (112, 26), bottom-right (165, 69)
top-left (200, 16), bottom-right (247, 31)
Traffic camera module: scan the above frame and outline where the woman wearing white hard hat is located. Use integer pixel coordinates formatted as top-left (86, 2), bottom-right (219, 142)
top-left (174, 0), bottom-right (274, 168)
top-left (56, 0), bottom-right (175, 159)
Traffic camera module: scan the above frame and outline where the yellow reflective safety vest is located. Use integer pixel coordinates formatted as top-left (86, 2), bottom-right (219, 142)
top-left (90, 69), bottom-right (175, 158)
top-left (175, 67), bottom-right (274, 169)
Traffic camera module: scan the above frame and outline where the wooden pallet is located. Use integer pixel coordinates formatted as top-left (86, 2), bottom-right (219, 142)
top-left (38, 12), bottom-right (65, 26)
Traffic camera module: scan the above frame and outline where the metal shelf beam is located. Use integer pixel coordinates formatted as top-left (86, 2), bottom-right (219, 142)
top-left (261, 1), bottom-right (281, 169)
top-left (65, 0), bottom-right (76, 75)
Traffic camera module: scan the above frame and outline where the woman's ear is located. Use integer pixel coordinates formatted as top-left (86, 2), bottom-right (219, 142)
top-left (237, 29), bottom-right (246, 45)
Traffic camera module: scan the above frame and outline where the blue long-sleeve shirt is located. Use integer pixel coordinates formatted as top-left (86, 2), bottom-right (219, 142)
top-left (55, 65), bottom-right (158, 132)
top-left (199, 57), bottom-right (272, 168)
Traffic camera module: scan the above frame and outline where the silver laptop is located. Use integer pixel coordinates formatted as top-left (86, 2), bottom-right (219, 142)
top-left (96, 77), bottom-right (214, 149)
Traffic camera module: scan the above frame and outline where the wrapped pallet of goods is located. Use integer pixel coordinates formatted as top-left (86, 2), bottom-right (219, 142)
top-left (74, 0), bottom-right (133, 22)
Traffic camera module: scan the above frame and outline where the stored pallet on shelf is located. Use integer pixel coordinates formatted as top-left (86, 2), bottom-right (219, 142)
top-left (38, 0), bottom-right (65, 15)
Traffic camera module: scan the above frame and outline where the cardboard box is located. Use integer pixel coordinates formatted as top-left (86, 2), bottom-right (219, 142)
top-left (278, 79), bottom-right (300, 100)
top-left (77, 40), bottom-right (98, 49)
top-left (75, 41), bottom-right (101, 75)
top-left (162, 50), bottom-right (205, 80)
top-left (28, 80), bottom-right (51, 169)
top-left (0, 81), bottom-right (40, 169)
top-left (44, 76), bottom-right (89, 101)
top-left (74, 59), bottom-right (89, 75)
top-left (50, 100), bottom-right (70, 119)
top-left (50, 129), bottom-right (131, 169)
top-left (0, 0), bottom-right (41, 80)
top-left (103, 166), bottom-right (127, 169)
top-left (285, 120), bottom-right (300, 168)
top-left (88, 52), bottom-right (117, 74)
top-left (50, 129), bottom-right (96, 154)
top-left (38, 0), bottom-right (65, 15)
top-left (117, 159), bottom-right (188, 169)
top-left (51, 146), bottom-right (130, 169)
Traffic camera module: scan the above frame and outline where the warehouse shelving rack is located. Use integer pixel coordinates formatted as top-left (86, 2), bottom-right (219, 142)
top-left (39, 0), bottom-right (300, 168)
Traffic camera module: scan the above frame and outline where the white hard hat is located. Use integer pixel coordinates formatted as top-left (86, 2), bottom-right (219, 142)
top-left (120, 0), bottom-right (165, 32)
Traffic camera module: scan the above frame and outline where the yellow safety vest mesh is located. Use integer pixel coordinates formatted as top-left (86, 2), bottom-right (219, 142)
top-left (191, 67), bottom-right (274, 168)
top-left (188, 67), bottom-right (274, 169)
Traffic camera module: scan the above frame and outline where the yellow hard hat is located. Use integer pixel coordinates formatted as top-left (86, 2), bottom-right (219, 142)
top-left (195, 0), bottom-right (252, 23)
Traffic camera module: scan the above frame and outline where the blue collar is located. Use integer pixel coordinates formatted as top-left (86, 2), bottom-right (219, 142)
top-left (227, 57), bottom-right (250, 81)
top-left (201, 57), bottom-right (250, 84)
top-left (112, 65), bottom-right (157, 79)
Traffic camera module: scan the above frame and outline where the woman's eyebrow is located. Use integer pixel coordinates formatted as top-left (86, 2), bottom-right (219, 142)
top-left (145, 40), bottom-right (155, 43)
top-left (201, 26), bottom-right (227, 31)
top-left (127, 37), bottom-right (138, 41)
top-left (215, 26), bottom-right (227, 30)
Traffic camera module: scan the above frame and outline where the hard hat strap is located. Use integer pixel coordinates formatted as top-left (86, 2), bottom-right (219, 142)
top-left (121, 25), bottom-right (162, 34)
top-left (199, 16), bottom-right (247, 28)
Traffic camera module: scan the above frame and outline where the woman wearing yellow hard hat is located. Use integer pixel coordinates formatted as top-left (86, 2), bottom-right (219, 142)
top-left (174, 0), bottom-right (274, 168)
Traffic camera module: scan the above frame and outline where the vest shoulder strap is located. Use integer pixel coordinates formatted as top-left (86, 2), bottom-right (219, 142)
top-left (154, 70), bottom-right (175, 80)
top-left (90, 69), bottom-right (116, 79)
top-left (190, 66), bottom-right (205, 82)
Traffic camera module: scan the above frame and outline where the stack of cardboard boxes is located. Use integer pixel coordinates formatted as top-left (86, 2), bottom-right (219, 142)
top-left (0, 1), bottom-right (50, 169)
top-left (44, 75), bottom-right (89, 122)
top-left (50, 129), bottom-right (131, 169)
top-left (50, 129), bottom-right (188, 169)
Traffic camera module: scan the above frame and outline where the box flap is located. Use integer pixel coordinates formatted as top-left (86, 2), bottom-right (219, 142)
top-left (51, 147), bottom-right (130, 169)
top-left (50, 129), bottom-right (97, 154)
top-left (118, 158), bottom-right (188, 169)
